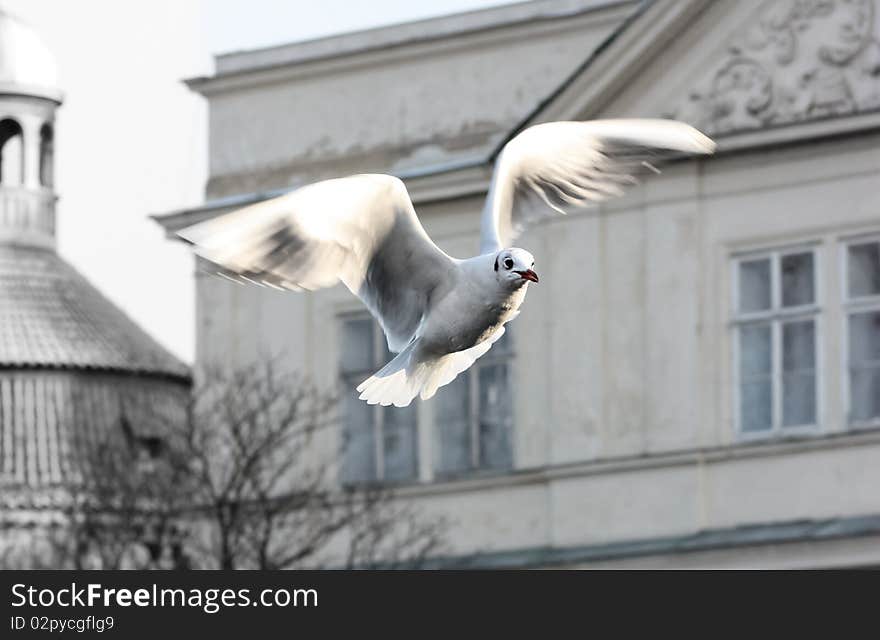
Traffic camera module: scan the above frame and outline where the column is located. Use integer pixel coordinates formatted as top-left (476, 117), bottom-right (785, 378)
top-left (20, 115), bottom-right (41, 190)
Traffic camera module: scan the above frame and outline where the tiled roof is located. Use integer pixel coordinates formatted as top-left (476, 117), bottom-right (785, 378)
top-left (0, 245), bottom-right (188, 380)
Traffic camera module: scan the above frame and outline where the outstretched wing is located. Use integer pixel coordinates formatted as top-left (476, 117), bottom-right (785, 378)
top-left (178, 174), bottom-right (457, 353)
top-left (480, 119), bottom-right (715, 253)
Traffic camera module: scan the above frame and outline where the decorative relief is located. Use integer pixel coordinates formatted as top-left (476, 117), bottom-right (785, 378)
top-left (669, 0), bottom-right (880, 135)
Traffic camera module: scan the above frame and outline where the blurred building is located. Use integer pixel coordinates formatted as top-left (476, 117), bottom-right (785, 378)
top-left (157, 0), bottom-right (880, 568)
top-left (0, 10), bottom-right (190, 558)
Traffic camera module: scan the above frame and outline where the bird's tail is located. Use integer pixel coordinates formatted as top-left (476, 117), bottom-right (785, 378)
top-left (356, 328), bottom-right (506, 407)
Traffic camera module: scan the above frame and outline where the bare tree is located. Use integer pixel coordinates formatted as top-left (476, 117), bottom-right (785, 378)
top-left (181, 360), bottom-right (446, 569)
top-left (9, 361), bottom-right (446, 569)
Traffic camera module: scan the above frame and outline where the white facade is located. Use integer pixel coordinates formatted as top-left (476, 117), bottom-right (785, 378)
top-left (158, 0), bottom-right (880, 568)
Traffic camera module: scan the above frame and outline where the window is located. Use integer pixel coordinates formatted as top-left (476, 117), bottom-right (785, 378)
top-left (39, 123), bottom-right (54, 188)
top-left (733, 247), bottom-right (819, 435)
top-left (434, 329), bottom-right (514, 476)
top-left (339, 315), bottom-right (418, 485)
top-left (844, 238), bottom-right (880, 425)
top-left (0, 118), bottom-right (23, 186)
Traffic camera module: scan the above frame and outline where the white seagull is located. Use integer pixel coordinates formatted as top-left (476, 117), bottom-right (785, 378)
top-left (179, 119), bottom-right (715, 407)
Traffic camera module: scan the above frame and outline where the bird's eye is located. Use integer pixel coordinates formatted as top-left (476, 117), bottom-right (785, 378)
top-left (503, 258), bottom-right (514, 270)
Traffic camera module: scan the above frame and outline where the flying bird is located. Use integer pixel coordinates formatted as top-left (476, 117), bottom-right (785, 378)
top-left (178, 119), bottom-right (715, 407)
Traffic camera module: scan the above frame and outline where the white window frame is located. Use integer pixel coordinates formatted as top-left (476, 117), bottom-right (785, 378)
top-left (434, 335), bottom-right (516, 477)
top-left (841, 234), bottom-right (880, 429)
top-left (338, 313), bottom-right (419, 485)
top-left (731, 244), bottom-right (823, 439)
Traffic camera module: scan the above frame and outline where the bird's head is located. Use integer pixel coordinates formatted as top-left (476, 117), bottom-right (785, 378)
top-left (494, 248), bottom-right (538, 288)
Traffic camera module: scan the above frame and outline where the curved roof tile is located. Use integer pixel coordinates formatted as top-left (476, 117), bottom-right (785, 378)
top-left (0, 245), bottom-right (189, 380)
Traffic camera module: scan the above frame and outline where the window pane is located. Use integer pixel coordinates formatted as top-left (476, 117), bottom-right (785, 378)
top-left (848, 242), bottom-right (880, 299)
top-left (478, 363), bottom-right (513, 470)
top-left (741, 379), bottom-right (772, 432)
top-left (740, 324), bottom-right (772, 377)
top-left (739, 258), bottom-right (771, 312)
top-left (383, 404), bottom-right (418, 482)
top-left (782, 372), bottom-right (816, 426)
top-left (434, 373), bottom-right (471, 475)
top-left (781, 320), bottom-right (816, 426)
top-left (849, 311), bottom-right (880, 364)
top-left (341, 387), bottom-right (376, 484)
top-left (781, 252), bottom-right (814, 307)
top-left (849, 311), bottom-right (880, 423)
top-left (340, 317), bottom-right (374, 373)
top-left (782, 320), bottom-right (815, 371)
top-left (850, 367), bottom-right (880, 423)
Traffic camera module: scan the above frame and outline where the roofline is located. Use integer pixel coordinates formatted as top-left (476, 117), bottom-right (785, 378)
top-left (0, 363), bottom-right (192, 385)
top-left (189, 0), bottom-right (634, 89)
top-left (0, 82), bottom-right (63, 104)
top-left (151, 156), bottom-right (487, 228)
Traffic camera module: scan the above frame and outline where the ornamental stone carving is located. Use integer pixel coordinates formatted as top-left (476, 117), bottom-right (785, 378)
top-left (670, 0), bottom-right (880, 135)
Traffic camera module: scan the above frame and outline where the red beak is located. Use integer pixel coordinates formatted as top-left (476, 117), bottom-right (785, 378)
top-left (516, 269), bottom-right (539, 283)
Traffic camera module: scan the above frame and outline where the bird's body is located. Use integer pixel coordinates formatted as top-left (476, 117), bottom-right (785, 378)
top-left (353, 246), bottom-right (535, 407)
top-left (421, 253), bottom-right (528, 354)
top-left (179, 119), bottom-right (715, 407)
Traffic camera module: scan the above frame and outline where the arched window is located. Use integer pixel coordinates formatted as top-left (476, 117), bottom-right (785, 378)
top-left (39, 123), bottom-right (53, 188)
top-left (0, 118), bottom-right (24, 186)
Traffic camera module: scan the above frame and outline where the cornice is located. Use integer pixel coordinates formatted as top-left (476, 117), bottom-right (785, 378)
top-left (389, 426), bottom-right (880, 501)
top-left (189, 1), bottom-right (637, 97)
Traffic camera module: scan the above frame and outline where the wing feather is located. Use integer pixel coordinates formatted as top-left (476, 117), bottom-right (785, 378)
top-left (178, 174), bottom-right (456, 352)
top-left (480, 119), bottom-right (715, 253)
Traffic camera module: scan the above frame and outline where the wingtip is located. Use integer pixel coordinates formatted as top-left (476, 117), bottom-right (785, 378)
top-left (684, 125), bottom-right (716, 155)
top-left (694, 130), bottom-right (717, 155)
top-left (652, 119), bottom-right (716, 155)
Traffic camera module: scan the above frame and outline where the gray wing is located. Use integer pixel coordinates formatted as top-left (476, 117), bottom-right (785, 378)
top-left (178, 174), bottom-right (457, 353)
top-left (480, 119), bottom-right (716, 253)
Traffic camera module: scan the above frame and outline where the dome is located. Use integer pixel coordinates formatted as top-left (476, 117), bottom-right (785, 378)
top-left (0, 10), bottom-right (58, 93)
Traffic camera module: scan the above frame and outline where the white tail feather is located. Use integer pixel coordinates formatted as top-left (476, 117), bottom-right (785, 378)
top-left (356, 327), bottom-right (507, 407)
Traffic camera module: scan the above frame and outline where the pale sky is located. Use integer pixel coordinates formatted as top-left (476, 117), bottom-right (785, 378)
top-left (3, 0), bottom-right (508, 363)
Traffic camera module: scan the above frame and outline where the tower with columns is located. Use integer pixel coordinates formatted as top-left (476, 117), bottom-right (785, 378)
top-left (0, 10), bottom-right (190, 566)
top-left (0, 8), bottom-right (59, 248)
